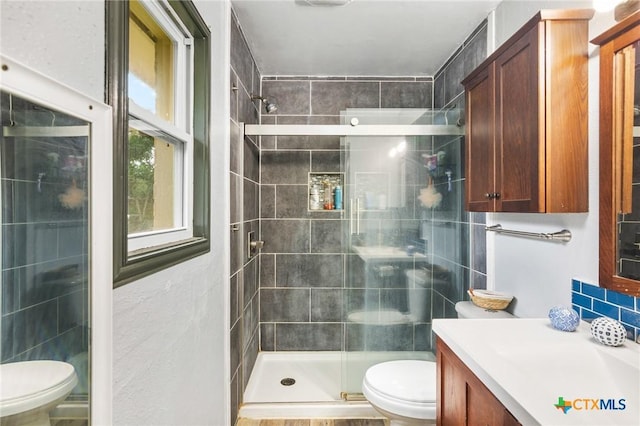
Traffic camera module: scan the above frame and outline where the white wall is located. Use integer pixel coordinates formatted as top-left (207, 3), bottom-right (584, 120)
top-left (488, 1), bottom-right (617, 317)
top-left (0, 0), bottom-right (105, 100)
top-left (112, 255), bottom-right (228, 426)
top-left (113, 0), bottom-right (231, 424)
top-left (0, 1), bottom-right (232, 424)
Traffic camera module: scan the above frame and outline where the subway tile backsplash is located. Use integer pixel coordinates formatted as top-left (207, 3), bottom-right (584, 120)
top-left (572, 279), bottom-right (640, 341)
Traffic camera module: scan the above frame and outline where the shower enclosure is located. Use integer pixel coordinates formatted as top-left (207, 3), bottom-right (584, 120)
top-left (0, 56), bottom-right (112, 424)
top-left (241, 108), bottom-right (465, 413)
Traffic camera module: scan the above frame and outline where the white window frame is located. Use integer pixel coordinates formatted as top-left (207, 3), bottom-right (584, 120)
top-left (127, 0), bottom-right (195, 253)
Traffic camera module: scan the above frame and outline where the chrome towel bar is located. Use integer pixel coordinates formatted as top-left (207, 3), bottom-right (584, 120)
top-left (485, 224), bottom-right (572, 243)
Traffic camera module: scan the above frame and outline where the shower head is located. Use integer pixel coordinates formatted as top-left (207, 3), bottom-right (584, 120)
top-left (264, 100), bottom-right (278, 114)
top-left (251, 95), bottom-right (278, 114)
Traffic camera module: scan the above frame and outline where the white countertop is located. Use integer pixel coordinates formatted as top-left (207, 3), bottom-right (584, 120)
top-left (433, 318), bottom-right (640, 426)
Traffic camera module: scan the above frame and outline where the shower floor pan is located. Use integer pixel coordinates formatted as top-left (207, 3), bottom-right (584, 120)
top-left (239, 350), bottom-right (433, 419)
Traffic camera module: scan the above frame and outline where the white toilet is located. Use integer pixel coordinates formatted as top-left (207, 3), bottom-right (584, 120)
top-left (0, 360), bottom-right (78, 426)
top-left (362, 300), bottom-right (514, 425)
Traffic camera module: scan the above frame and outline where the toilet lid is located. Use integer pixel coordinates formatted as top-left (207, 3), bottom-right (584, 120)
top-left (0, 360), bottom-right (77, 417)
top-left (363, 360), bottom-right (436, 403)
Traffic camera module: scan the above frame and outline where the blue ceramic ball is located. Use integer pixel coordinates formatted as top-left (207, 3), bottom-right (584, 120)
top-left (548, 305), bottom-right (580, 332)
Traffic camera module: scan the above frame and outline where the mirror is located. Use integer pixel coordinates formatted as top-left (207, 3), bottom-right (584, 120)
top-left (617, 40), bottom-right (640, 282)
top-left (0, 55), bottom-right (112, 424)
top-left (594, 13), bottom-right (640, 296)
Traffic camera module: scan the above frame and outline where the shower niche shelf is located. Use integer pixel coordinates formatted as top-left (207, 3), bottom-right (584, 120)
top-left (308, 173), bottom-right (343, 211)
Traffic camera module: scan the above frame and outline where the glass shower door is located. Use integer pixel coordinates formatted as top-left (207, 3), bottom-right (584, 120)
top-left (340, 109), bottom-right (439, 397)
top-left (341, 109), bottom-right (464, 399)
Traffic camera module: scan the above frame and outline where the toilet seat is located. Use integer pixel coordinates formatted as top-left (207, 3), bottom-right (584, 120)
top-left (0, 360), bottom-right (78, 418)
top-left (362, 360), bottom-right (436, 420)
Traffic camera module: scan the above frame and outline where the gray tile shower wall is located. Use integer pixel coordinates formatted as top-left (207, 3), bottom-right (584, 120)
top-left (259, 76), bottom-right (433, 352)
top-left (230, 10), bottom-right (261, 425)
top-left (433, 21), bottom-right (488, 110)
top-left (431, 21), bottom-right (488, 321)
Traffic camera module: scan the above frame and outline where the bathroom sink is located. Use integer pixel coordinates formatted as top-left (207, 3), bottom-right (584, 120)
top-left (494, 339), bottom-right (640, 396)
top-left (352, 245), bottom-right (424, 261)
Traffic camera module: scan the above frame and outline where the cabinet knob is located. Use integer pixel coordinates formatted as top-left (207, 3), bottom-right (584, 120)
top-left (485, 193), bottom-right (492, 199)
top-left (494, 192), bottom-right (501, 199)
top-left (485, 192), bottom-right (500, 199)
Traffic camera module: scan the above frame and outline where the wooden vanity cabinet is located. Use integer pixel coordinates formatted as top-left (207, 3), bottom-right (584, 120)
top-left (436, 338), bottom-right (521, 426)
top-left (463, 10), bottom-right (593, 213)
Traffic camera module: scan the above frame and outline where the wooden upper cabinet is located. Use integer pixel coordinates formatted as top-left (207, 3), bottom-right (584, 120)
top-left (462, 9), bottom-right (594, 213)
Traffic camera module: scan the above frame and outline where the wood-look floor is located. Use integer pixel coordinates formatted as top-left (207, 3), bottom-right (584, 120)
top-left (237, 419), bottom-right (388, 426)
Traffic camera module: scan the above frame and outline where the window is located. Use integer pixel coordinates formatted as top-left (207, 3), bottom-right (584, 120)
top-left (107, 0), bottom-right (210, 287)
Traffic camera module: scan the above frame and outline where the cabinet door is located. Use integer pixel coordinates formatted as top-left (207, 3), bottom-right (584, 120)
top-left (437, 340), bottom-right (467, 426)
top-left (494, 25), bottom-right (543, 212)
top-left (465, 63), bottom-right (496, 212)
top-left (437, 338), bottom-right (523, 426)
top-left (467, 371), bottom-right (510, 426)
top-left (504, 409), bottom-right (522, 426)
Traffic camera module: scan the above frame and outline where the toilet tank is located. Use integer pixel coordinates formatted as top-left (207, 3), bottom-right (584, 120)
top-left (455, 301), bottom-right (514, 319)
top-left (405, 269), bottom-right (429, 288)
top-left (405, 269), bottom-right (430, 322)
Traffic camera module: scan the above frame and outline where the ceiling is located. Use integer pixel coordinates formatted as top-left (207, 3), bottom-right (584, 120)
top-left (231, 0), bottom-right (502, 77)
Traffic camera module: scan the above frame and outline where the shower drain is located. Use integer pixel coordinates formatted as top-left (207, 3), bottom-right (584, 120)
top-left (280, 377), bottom-right (296, 386)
